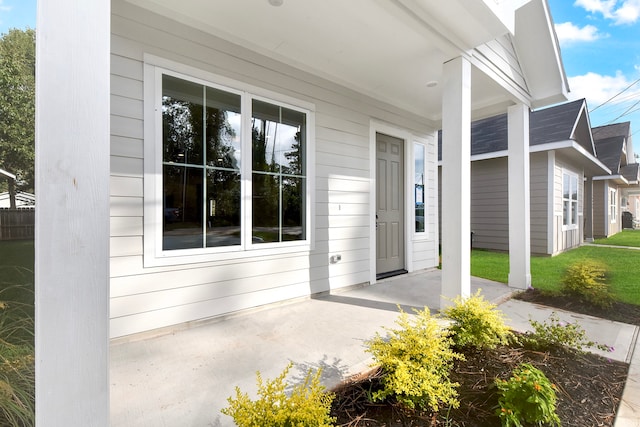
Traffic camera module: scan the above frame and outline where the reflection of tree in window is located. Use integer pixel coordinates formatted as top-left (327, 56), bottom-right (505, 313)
top-left (161, 74), bottom-right (241, 250)
top-left (251, 100), bottom-right (305, 243)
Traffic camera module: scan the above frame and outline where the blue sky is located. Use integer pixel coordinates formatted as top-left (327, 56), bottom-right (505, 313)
top-left (548, 0), bottom-right (640, 146)
top-left (0, 0), bottom-right (35, 35)
top-left (2, 0), bottom-right (639, 146)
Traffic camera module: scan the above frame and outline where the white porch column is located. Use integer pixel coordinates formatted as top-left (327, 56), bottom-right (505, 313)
top-left (441, 56), bottom-right (472, 307)
top-left (36, 1), bottom-right (111, 426)
top-left (507, 104), bottom-right (531, 289)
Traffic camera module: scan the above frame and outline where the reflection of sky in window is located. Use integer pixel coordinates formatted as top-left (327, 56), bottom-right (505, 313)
top-left (226, 112), bottom-right (242, 168)
top-left (261, 120), bottom-right (299, 169)
top-left (414, 145), bottom-right (424, 185)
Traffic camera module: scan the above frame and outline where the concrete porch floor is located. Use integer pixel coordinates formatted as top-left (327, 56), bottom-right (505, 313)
top-left (110, 269), bottom-right (639, 427)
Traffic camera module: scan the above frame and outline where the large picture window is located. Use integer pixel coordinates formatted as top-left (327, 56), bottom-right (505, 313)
top-left (162, 75), bottom-right (242, 250)
top-left (251, 100), bottom-right (306, 243)
top-left (562, 172), bottom-right (578, 227)
top-left (150, 66), bottom-right (311, 259)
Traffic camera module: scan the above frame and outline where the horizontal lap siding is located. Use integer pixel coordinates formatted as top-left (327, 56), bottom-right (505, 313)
top-left (529, 153), bottom-right (549, 255)
top-left (109, 1), bottom-right (436, 337)
top-left (470, 158), bottom-right (509, 251)
top-left (593, 181), bottom-right (606, 238)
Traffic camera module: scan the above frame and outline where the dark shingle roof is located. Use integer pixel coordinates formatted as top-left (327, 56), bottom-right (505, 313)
top-left (621, 163), bottom-right (639, 182)
top-left (437, 99), bottom-right (588, 160)
top-left (529, 99), bottom-right (585, 146)
top-left (593, 136), bottom-right (624, 173)
top-left (592, 122), bottom-right (630, 141)
top-left (592, 122), bottom-right (631, 174)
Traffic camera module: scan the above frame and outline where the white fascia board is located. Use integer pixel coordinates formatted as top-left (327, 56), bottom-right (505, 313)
top-left (530, 140), bottom-right (611, 174)
top-left (593, 174), bottom-right (628, 185)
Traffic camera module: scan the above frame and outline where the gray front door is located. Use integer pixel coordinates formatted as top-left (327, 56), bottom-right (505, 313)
top-left (376, 133), bottom-right (405, 277)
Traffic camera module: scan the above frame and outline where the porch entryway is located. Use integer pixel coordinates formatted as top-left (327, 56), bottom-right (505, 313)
top-left (375, 132), bottom-right (406, 279)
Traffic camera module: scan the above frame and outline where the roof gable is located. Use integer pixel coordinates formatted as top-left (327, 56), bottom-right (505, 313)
top-left (437, 98), bottom-right (589, 159)
top-left (592, 122), bottom-right (632, 174)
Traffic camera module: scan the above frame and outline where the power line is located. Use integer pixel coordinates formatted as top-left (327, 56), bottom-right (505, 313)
top-left (590, 77), bottom-right (640, 112)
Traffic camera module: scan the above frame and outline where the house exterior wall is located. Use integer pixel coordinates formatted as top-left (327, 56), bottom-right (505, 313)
top-left (469, 158), bottom-right (509, 251)
top-left (529, 152), bottom-right (549, 255)
top-left (593, 180), bottom-right (606, 237)
top-left (448, 150), bottom-right (583, 256)
top-left (109, 1), bottom-right (439, 338)
top-left (593, 180), bottom-right (622, 238)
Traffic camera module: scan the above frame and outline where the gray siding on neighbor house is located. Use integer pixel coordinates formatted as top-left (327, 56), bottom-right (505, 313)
top-left (529, 152), bottom-right (549, 255)
top-left (593, 180), bottom-right (606, 238)
top-left (470, 158), bottom-right (509, 251)
top-left (109, 1), bottom-right (439, 337)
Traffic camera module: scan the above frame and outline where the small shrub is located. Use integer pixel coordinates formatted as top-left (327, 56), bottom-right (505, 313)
top-left (496, 363), bottom-right (560, 427)
top-left (443, 289), bottom-right (513, 350)
top-left (221, 362), bottom-right (335, 427)
top-left (521, 312), bottom-right (611, 353)
top-left (365, 307), bottom-right (464, 412)
top-left (560, 260), bottom-right (613, 309)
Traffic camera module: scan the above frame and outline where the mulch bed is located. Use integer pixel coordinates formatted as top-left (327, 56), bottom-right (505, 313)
top-left (330, 292), bottom-right (635, 426)
top-left (514, 288), bottom-right (640, 326)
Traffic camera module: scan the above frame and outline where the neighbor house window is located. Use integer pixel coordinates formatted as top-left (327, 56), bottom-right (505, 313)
top-left (562, 172), bottom-right (578, 227)
top-left (146, 64), bottom-right (312, 263)
top-left (414, 143), bottom-right (425, 233)
top-left (610, 188), bottom-right (617, 223)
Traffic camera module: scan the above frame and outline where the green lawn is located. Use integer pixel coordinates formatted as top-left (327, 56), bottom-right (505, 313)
top-left (471, 245), bottom-right (640, 306)
top-left (0, 239), bottom-right (34, 306)
top-left (593, 229), bottom-right (640, 247)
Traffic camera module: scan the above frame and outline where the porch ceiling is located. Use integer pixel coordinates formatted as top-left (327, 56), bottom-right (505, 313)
top-left (123, 0), bottom-right (527, 123)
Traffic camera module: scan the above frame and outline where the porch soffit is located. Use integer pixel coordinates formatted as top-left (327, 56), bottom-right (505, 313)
top-left (122, 0), bottom-right (556, 121)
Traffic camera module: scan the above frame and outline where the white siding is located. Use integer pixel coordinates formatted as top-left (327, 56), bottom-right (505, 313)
top-left (109, 1), bottom-right (438, 337)
top-left (529, 152), bottom-right (549, 255)
top-left (551, 156), bottom-right (583, 255)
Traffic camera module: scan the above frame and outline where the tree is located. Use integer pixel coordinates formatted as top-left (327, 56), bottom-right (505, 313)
top-left (0, 28), bottom-right (35, 208)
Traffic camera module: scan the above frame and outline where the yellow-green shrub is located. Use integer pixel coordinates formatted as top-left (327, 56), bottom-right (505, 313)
top-left (365, 307), bottom-right (464, 412)
top-left (443, 290), bottom-right (513, 350)
top-left (560, 260), bottom-right (613, 309)
top-left (221, 362), bottom-right (335, 427)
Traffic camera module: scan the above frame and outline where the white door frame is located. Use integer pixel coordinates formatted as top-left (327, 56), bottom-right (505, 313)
top-left (369, 120), bottom-right (414, 284)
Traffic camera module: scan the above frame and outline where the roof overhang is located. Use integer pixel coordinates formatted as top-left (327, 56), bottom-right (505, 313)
top-left (438, 140), bottom-right (610, 174)
top-left (122, 0), bottom-right (567, 122)
top-left (593, 174), bottom-right (630, 185)
top-left (511, 0), bottom-right (569, 108)
top-left (530, 140), bottom-right (610, 176)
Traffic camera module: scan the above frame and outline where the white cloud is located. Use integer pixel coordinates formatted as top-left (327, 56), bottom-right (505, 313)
top-left (555, 22), bottom-right (604, 44)
top-left (0, 0), bottom-right (11, 12)
top-left (574, 0), bottom-right (640, 25)
top-left (568, 71), bottom-right (640, 109)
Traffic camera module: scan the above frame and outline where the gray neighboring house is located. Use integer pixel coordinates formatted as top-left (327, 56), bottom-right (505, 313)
top-left (591, 122), bottom-right (639, 238)
top-left (439, 99), bottom-right (611, 255)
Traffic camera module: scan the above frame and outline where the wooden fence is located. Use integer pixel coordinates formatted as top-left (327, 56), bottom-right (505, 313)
top-left (0, 209), bottom-right (35, 241)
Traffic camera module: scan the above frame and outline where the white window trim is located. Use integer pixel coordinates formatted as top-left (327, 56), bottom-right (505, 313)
top-left (610, 188), bottom-right (618, 224)
top-left (561, 169), bottom-right (579, 231)
top-left (413, 140), bottom-right (428, 238)
top-left (143, 55), bottom-right (315, 267)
